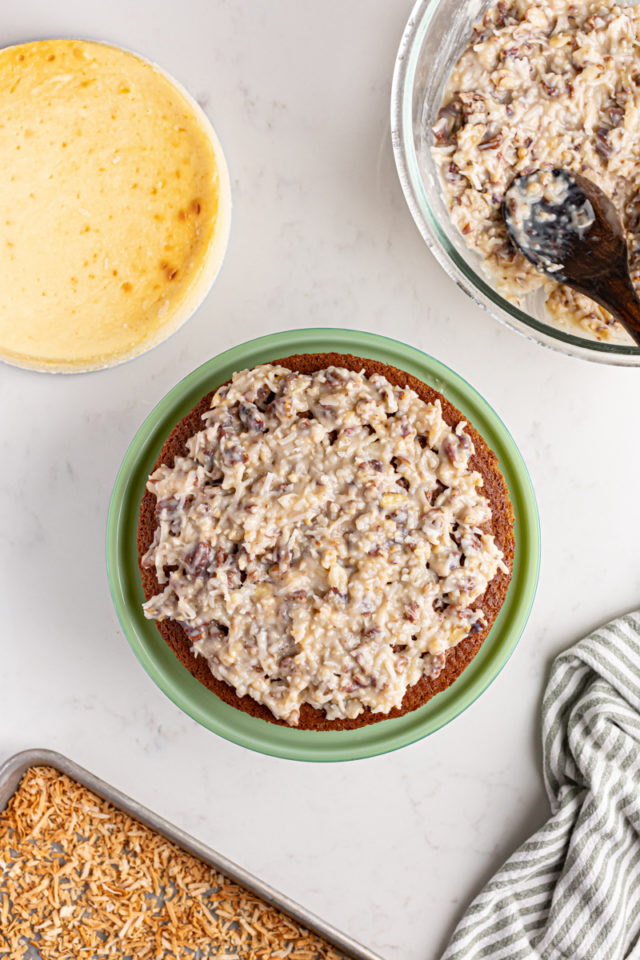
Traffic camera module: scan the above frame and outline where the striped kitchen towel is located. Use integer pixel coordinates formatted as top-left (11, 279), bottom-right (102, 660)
top-left (442, 611), bottom-right (640, 960)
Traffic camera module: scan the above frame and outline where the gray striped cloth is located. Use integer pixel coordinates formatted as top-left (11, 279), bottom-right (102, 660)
top-left (442, 611), bottom-right (640, 960)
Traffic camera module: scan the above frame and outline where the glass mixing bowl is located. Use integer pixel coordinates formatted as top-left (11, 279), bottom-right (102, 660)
top-left (390, 0), bottom-right (640, 365)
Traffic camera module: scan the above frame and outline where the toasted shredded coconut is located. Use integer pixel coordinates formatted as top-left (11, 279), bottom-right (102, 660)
top-left (0, 766), bottom-right (346, 959)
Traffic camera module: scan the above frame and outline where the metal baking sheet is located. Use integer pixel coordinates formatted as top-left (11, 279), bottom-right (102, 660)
top-left (0, 748), bottom-right (384, 960)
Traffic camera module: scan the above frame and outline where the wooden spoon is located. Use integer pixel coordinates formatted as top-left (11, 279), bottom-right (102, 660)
top-left (502, 168), bottom-right (640, 346)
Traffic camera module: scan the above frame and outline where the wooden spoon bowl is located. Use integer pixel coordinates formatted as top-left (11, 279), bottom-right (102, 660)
top-left (502, 168), bottom-right (640, 346)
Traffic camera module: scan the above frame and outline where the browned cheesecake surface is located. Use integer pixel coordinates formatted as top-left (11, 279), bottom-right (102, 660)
top-left (0, 39), bottom-right (230, 372)
top-left (137, 353), bottom-right (515, 730)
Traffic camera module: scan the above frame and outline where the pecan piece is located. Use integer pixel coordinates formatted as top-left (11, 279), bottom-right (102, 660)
top-left (327, 587), bottom-right (347, 603)
top-left (502, 45), bottom-right (525, 60)
top-left (155, 496), bottom-right (180, 513)
top-left (324, 368), bottom-right (346, 386)
top-left (444, 162), bottom-right (465, 184)
top-left (180, 621), bottom-right (208, 642)
top-left (443, 434), bottom-right (471, 465)
top-left (360, 459), bottom-right (383, 472)
top-left (238, 401), bottom-right (265, 433)
top-left (608, 106), bottom-right (624, 127)
top-left (184, 543), bottom-right (213, 576)
top-left (288, 589), bottom-right (309, 602)
top-left (279, 656), bottom-right (296, 675)
top-left (428, 652), bottom-right (446, 679)
top-left (254, 386), bottom-right (276, 410)
top-left (595, 127), bottom-right (612, 160)
top-left (221, 444), bottom-right (248, 466)
top-left (274, 544), bottom-right (292, 571)
top-left (319, 402), bottom-right (337, 420)
top-left (433, 100), bottom-right (463, 145)
top-left (403, 601), bottom-right (420, 622)
top-left (478, 133), bottom-right (502, 151)
top-left (341, 674), bottom-right (369, 693)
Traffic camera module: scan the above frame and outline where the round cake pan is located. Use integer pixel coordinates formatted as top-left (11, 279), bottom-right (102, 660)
top-left (106, 328), bottom-right (540, 761)
top-left (0, 39), bottom-right (231, 374)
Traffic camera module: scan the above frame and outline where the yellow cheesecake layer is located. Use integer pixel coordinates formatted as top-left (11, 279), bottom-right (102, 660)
top-left (0, 40), bottom-right (231, 372)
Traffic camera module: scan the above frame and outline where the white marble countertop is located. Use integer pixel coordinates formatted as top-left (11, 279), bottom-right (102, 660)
top-left (2, 2), bottom-right (640, 958)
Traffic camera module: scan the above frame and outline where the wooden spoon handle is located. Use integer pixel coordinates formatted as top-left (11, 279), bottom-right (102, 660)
top-left (579, 271), bottom-right (640, 347)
